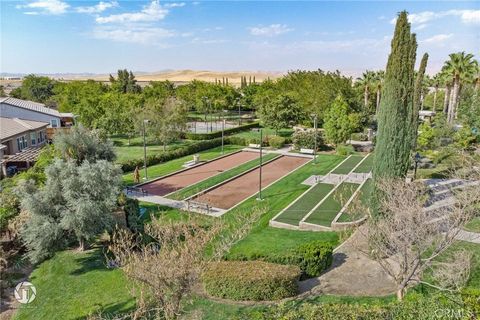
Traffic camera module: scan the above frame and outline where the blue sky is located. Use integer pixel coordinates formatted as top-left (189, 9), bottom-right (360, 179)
top-left (1, 1), bottom-right (479, 76)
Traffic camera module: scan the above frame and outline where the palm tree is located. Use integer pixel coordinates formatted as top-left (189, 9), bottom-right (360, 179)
top-left (356, 70), bottom-right (376, 110)
top-left (442, 52), bottom-right (478, 123)
top-left (374, 70), bottom-right (384, 114)
top-left (431, 73), bottom-right (441, 112)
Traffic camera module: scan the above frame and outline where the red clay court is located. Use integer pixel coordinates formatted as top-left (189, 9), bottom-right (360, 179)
top-left (194, 155), bottom-right (309, 209)
top-left (140, 151), bottom-right (260, 196)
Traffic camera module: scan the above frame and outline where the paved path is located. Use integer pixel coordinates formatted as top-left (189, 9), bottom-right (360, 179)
top-left (455, 228), bottom-right (480, 244)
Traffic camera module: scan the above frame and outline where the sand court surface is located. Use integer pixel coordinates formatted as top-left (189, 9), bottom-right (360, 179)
top-left (140, 151), bottom-right (260, 196)
top-left (195, 156), bottom-right (309, 209)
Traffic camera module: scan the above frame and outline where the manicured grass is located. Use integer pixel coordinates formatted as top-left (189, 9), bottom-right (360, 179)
top-left (122, 145), bottom-right (243, 185)
top-left (331, 155), bottom-right (364, 174)
top-left (167, 153), bottom-right (279, 200)
top-left (464, 217), bottom-right (480, 233)
top-left (232, 127), bottom-right (294, 140)
top-left (353, 153), bottom-right (374, 173)
top-left (274, 183), bottom-right (334, 225)
top-left (305, 182), bottom-right (360, 226)
top-left (14, 249), bottom-right (135, 320)
top-left (337, 179), bottom-right (373, 222)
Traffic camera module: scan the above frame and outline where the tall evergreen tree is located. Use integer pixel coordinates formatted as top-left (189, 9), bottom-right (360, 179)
top-left (373, 11), bottom-right (417, 180)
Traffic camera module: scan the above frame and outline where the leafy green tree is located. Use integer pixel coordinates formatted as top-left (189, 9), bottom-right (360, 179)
top-left (53, 125), bottom-right (116, 164)
top-left (453, 126), bottom-right (477, 150)
top-left (10, 74), bottom-right (56, 103)
top-left (258, 94), bottom-right (304, 134)
top-left (373, 11), bottom-right (417, 180)
top-left (110, 69), bottom-right (141, 94)
top-left (0, 85), bottom-right (6, 97)
top-left (323, 95), bottom-right (355, 145)
top-left (416, 122), bottom-right (435, 150)
top-left (19, 159), bottom-right (122, 262)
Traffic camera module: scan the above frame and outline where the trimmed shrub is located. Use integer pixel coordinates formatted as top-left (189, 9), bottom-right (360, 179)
top-left (185, 122), bottom-right (260, 140)
top-left (227, 241), bottom-right (334, 279)
top-left (267, 135), bottom-right (286, 149)
top-left (350, 132), bottom-right (368, 141)
top-left (226, 136), bottom-right (248, 146)
top-left (336, 144), bottom-right (355, 156)
top-left (203, 261), bottom-right (300, 301)
top-left (292, 131), bottom-right (323, 150)
top-left (120, 138), bottom-right (225, 172)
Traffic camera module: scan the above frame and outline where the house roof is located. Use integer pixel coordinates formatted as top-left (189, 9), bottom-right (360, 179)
top-left (0, 97), bottom-right (62, 118)
top-left (0, 117), bottom-right (49, 141)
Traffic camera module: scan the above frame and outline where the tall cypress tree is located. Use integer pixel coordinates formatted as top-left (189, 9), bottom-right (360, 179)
top-left (373, 11), bottom-right (417, 180)
top-left (410, 53), bottom-right (429, 149)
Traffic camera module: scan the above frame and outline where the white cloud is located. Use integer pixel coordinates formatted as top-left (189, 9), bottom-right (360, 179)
top-left (93, 25), bottom-right (175, 45)
top-left (16, 0), bottom-right (69, 15)
top-left (249, 24), bottom-right (293, 37)
top-left (96, 0), bottom-right (169, 24)
top-left (76, 1), bottom-right (118, 14)
top-left (164, 2), bottom-right (185, 8)
top-left (390, 10), bottom-right (480, 25)
top-left (421, 33), bottom-right (453, 44)
top-left (414, 24), bottom-right (428, 31)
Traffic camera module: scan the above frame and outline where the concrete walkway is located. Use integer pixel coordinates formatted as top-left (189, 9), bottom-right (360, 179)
top-left (455, 228), bottom-right (480, 244)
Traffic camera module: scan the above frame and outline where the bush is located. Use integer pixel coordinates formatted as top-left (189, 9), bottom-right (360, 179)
top-left (226, 136), bottom-right (248, 146)
top-left (185, 122), bottom-right (260, 140)
top-left (336, 144), bottom-right (355, 156)
top-left (292, 131), bottom-right (323, 150)
top-left (227, 241), bottom-right (334, 279)
top-left (203, 261), bottom-right (300, 301)
top-left (350, 132), bottom-right (368, 141)
top-left (267, 135), bottom-right (286, 149)
top-left (120, 138), bottom-right (225, 172)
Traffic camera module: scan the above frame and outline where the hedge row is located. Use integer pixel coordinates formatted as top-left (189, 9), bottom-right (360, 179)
top-left (227, 241), bottom-right (334, 279)
top-left (203, 261), bottom-right (301, 301)
top-left (119, 138), bottom-right (225, 172)
top-left (185, 122), bottom-right (260, 140)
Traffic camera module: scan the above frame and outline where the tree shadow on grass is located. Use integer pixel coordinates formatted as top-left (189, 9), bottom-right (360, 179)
top-left (70, 247), bottom-right (110, 276)
top-left (73, 300), bottom-right (136, 320)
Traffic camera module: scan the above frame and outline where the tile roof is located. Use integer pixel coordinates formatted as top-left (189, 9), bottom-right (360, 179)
top-left (0, 97), bottom-right (62, 117)
top-left (0, 117), bottom-right (49, 141)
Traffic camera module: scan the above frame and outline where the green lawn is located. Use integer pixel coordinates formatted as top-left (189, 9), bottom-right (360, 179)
top-left (273, 183), bottom-right (334, 226)
top-left (122, 145), bottom-right (243, 185)
top-left (167, 153), bottom-right (279, 200)
top-left (337, 179), bottom-right (373, 222)
top-left (464, 217), bottom-right (480, 233)
top-left (304, 182), bottom-right (360, 226)
top-left (353, 153), bottom-right (374, 173)
top-left (14, 249), bottom-right (135, 320)
top-left (331, 155), bottom-right (364, 174)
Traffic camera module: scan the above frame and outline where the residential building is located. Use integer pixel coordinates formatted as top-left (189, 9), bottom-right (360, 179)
top-left (0, 117), bottom-right (48, 156)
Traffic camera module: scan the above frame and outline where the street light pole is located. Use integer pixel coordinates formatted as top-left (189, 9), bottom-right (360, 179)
top-left (142, 119), bottom-right (149, 180)
top-left (221, 118), bottom-right (225, 154)
top-left (257, 128), bottom-right (263, 201)
top-left (313, 114), bottom-right (317, 164)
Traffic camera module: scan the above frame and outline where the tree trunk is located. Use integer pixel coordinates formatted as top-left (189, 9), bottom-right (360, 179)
top-left (448, 76), bottom-right (460, 123)
top-left (376, 87), bottom-right (381, 114)
top-left (78, 238), bottom-right (87, 251)
top-left (433, 86), bottom-right (438, 112)
top-left (443, 84), bottom-right (451, 114)
top-left (454, 84), bottom-right (462, 120)
top-left (420, 93), bottom-right (424, 111)
top-left (163, 141), bottom-right (166, 152)
top-left (396, 287), bottom-right (406, 301)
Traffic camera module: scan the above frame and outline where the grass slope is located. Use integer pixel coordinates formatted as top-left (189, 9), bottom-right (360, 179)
top-left (331, 155), bottom-right (364, 174)
top-left (274, 183), bottom-right (334, 226)
top-left (305, 182), bottom-right (360, 226)
top-left (122, 145), bottom-right (243, 185)
top-left (353, 153), bottom-right (374, 173)
top-left (167, 153), bottom-right (279, 200)
top-left (337, 179), bottom-right (373, 222)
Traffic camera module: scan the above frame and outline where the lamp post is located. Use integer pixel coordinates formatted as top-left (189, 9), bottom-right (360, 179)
top-left (236, 97), bottom-right (241, 126)
top-left (413, 152), bottom-right (421, 180)
top-left (311, 113), bottom-right (318, 164)
top-left (257, 128), bottom-right (263, 201)
top-left (142, 119), bottom-right (149, 180)
top-left (221, 118), bottom-right (225, 154)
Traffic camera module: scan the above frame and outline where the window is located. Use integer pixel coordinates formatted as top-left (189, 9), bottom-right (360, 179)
top-left (38, 131), bottom-right (44, 143)
top-left (16, 136), bottom-right (27, 151)
top-left (51, 119), bottom-right (59, 128)
top-left (31, 132), bottom-right (37, 145)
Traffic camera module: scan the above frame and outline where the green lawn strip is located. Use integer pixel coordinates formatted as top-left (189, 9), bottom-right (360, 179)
top-left (14, 249), bottom-right (135, 320)
top-left (353, 153), bottom-right (374, 173)
top-left (304, 182), bottom-right (360, 227)
top-left (122, 145), bottom-right (243, 186)
top-left (464, 217), bottom-right (480, 233)
top-left (337, 179), bottom-right (373, 222)
top-left (166, 153), bottom-right (279, 200)
top-left (331, 155), bottom-right (364, 174)
top-left (273, 183), bottom-right (335, 226)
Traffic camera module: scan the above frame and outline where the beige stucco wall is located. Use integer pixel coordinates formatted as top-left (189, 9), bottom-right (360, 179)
top-left (1, 128), bottom-right (47, 155)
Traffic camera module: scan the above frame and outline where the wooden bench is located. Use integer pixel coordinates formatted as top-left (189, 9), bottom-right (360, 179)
top-left (186, 200), bottom-right (211, 213)
top-left (300, 148), bottom-right (315, 155)
top-left (183, 160), bottom-right (197, 167)
top-left (248, 143), bottom-right (261, 149)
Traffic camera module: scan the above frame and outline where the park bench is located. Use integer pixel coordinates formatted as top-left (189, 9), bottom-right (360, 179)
top-left (300, 148), bottom-right (315, 155)
top-left (248, 143), bottom-right (261, 149)
top-left (183, 154), bottom-right (200, 168)
top-left (186, 200), bottom-right (211, 213)
top-left (126, 186), bottom-right (148, 197)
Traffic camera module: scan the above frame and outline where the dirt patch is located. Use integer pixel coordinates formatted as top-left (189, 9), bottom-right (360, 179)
top-left (195, 156), bottom-right (309, 209)
top-left (141, 151), bottom-right (259, 196)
